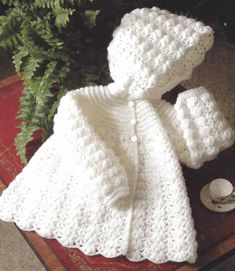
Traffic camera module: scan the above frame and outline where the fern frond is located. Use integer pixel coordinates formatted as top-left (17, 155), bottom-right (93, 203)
top-left (23, 57), bottom-right (45, 84)
top-left (15, 87), bottom-right (38, 164)
top-left (34, 0), bottom-right (54, 8)
top-left (43, 85), bottom-right (68, 140)
top-left (12, 46), bottom-right (29, 73)
top-left (84, 10), bottom-right (100, 29)
top-left (31, 19), bottom-right (64, 49)
top-left (1, 0), bottom-right (135, 164)
top-left (0, 8), bottom-right (24, 49)
top-left (53, 0), bottom-right (75, 31)
top-left (48, 86), bottom-right (68, 122)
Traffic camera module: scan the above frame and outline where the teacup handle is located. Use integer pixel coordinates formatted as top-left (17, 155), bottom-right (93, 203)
top-left (228, 189), bottom-right (235, 202)
top-left (216, 189), bottom-right (235, 203)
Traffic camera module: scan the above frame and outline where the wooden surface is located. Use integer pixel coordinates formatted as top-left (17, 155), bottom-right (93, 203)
top-left (0, 73), bottom-right (22, 88)
top-left (0, 179), bottom-right (66, 271)
top-left (1, 179), bottom-right (235, 270)
top-left (0, 74), bottom-right (235, 270)
top-left (0, 73), bottom-right (66, 271)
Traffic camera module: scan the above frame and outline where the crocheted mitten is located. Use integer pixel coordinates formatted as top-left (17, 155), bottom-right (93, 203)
top-left (156, 87), bottom-right (235, 169)
top-left (53, 90), bottom-right (129, 206)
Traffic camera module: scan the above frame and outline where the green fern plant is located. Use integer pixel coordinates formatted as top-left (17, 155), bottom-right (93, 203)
top-left (0, 0), bottom-right (108, 163)
top-left (1, 0), bottom-right (190, 164)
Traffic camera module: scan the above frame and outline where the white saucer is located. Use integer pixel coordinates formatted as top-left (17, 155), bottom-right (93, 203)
top-left (200, 184), bottom-right (235, 213)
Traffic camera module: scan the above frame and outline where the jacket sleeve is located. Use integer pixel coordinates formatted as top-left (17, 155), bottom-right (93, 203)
top-left (156, 86), bottom-right (235, 169)
top-left (53, 89), bottom-right (129, 206)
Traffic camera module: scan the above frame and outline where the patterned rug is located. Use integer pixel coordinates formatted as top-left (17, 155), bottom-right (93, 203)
top-left (0, 75), bottom-right (235, 271)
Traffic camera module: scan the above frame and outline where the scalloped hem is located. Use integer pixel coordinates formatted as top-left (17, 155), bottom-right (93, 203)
top-left (0, 215), bottom-right (197, 265)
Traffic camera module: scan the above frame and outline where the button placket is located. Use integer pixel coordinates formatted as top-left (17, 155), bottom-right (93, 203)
top-left (128, 100), bottom-right (138, 142)
top-left (131, 135), bottom-right (137, 142)
top-left (130, 119), bottom-right (137, 125)
top-left (123, 99), bottom-right (139, 255)
top-left (128, 101), bottom-right (135, 108)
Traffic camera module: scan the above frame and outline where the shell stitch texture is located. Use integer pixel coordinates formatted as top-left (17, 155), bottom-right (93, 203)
top-left (0, 7), bottom-right (234, 265)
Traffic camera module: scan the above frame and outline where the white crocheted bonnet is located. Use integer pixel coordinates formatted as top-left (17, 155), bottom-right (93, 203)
top-left (107, 7), bottom-right (214, 99)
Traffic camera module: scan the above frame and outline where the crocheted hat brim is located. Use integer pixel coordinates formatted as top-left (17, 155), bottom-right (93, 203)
top-left (107, 7), bottom-right (214, 99)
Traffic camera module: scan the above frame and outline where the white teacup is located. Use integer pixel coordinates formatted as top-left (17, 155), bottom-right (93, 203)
top-left (209, 178), bottom-right (235, 203)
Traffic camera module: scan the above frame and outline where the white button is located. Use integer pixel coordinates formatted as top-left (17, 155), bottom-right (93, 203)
top-left (130, 119), bottom-right (137, 125)
top-left (128, 101), bottom-right (135, 107)
top-left (131, 135), bottom-right (137, 142)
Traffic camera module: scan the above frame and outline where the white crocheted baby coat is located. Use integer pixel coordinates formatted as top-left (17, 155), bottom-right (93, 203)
top-left (0, 7), bottom-right (234, 264)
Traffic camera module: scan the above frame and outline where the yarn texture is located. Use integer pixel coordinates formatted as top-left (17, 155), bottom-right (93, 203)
top-left (0, 7), bottom-right (234, 264)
